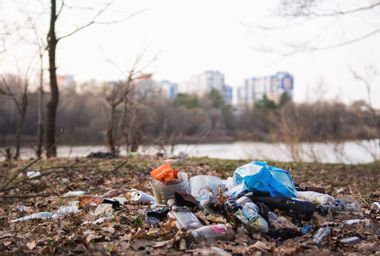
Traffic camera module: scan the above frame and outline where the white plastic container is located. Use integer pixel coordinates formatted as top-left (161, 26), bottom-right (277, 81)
top-left (150, 172), bottom-right (189, 204)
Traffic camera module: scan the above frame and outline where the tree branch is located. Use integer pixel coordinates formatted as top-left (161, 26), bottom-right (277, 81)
top-left (57, 1), bottom-right (114, 41)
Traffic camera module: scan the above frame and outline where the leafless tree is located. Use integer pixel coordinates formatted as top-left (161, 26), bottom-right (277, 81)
top-left (103, 71), bottom-right (135, 155)
top-left (252, 0), bottom-right (380, 56)
top-left (44, 0), bottom-right (144, 157)
top-left (350, 66), bottom-right (380, 161)
top-left (0, 75), bottom-right (29, 159)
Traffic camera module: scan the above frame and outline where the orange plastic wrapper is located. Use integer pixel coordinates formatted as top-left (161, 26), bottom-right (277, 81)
top-left (150, 163), bottom-right (179, 183)
top-left (78, 195), bottom-right (104, 208)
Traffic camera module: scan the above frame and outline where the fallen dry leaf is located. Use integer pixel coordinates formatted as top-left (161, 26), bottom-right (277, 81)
top-left (26, 240), bottom-right (36, 250)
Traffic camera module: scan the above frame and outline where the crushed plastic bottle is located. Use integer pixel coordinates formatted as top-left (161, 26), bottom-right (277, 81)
top-left (343, 219), bottom-right (371, 226)
top-left (52, 206), bottom-right (80, 218)
top-left (197, 189), bottom-right (216, 208)
top-left (168, 206), bottom-right (203, 230)
top-left (11, 212), bottom-right (53, 222)
top-left (189, 224), bottom-right (234, 243)
top-left (242, 203), bottom-right (269, 233)
top-left (190, 175), bottom-right (223, 206)
top-left (297, 191), bottom-right (335, 205)
top-left (335, 199), bottom-right (360, 212)
top-left (312, 227), bottom-right (331, 244)
top-left (62, 191), bottom-right (85, 197)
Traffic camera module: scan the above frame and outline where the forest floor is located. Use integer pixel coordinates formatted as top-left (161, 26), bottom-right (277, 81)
top-left (0, 156), bottom-right (379, 255)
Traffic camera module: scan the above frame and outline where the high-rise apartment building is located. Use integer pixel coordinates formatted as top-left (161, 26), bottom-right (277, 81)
top-left (237, 72), bottom-right (293, 107)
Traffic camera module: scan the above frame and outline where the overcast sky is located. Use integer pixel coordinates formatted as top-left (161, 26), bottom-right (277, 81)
top-left (1, 0), bottom-right (380, 106)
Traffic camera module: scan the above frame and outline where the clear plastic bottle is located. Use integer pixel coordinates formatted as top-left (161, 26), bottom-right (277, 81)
top-left (168, 206), bottom-right (203, 230)
top-left (190, 224), bottom-right (234, 243)
top-left (312, 227), bottom-right (331, 244)
top-left (240, 202), bottom-right (269, 233)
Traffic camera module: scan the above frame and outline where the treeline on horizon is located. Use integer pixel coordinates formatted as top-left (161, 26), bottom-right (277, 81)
top-left (0, 85), bottom-right (379, 152)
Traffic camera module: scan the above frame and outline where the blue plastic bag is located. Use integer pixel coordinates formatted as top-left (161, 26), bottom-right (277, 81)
top-left (238, 161), bottom-right (297, 198)
top-left (232, 161), bottom-right (264, 185)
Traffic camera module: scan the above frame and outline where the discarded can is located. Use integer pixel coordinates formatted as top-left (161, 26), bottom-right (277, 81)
top-left (190, 224), bottom-right (234, 243)
top-left (168, 206), bottom-right (203, 230)
top-left (131, 191), bottom-right (157, 204)
top-left (312, 227), bottom-right (331, 244)
top-left (370, 202), bottom-right (380, 213)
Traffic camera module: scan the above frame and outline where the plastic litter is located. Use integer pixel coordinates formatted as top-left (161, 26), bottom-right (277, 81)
top-left (189, 224), bottom-right (234, 243)
top-left (92, 215), bottom-right (113, 224)
top-left (11, 212), bottom-right (53, 222)
top-left (94, 203), bottom-right (113, 216)
top-left (335, 199), bottom-right (360, 211)
top-left (52, 206), bottom-right (80, 218)
top-left (151, 163), bottom-right (179, 182)
top-left (235, 202), bottom-right (269, 233)
top-left (246, 194), bottom-right (315, 221)
top-left (343, 219), bottom-right (371, 226)
top-left (150, 172), bottom-right (189, 204)
top-left (297, 191), bottom-right (335, 205)
top-left (235, 161), bottom-right (297, 198)
top-left (233, 162), bottom-right (264, 185)
top-left (312, 227), bottom-right (331, 244)
top-left (339, 236), bottom-right (360, 245)
top-left (301, 224), bottom-right (312, 235)
top-left (131, 190), bottom-right (156, 204)
top-left (236, 195), bottom-right (253, 205)
top-left (370, 202), bottom-right (380, 213)
top-left (190, 175), bottom-right (223, 198)
top-left (62, 191), bottom-right (85, 197)
top-left (168, 206), bottom-right (203, 230)
top-left (26, 171), bottom-right (41, 179)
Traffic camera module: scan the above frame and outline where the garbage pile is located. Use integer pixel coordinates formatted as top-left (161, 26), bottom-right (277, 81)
top-left (9, 160), bottom-right (380, 253)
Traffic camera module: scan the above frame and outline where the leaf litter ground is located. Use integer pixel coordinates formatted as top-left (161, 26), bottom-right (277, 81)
top-left (0, 156), bottom-right (379, 255)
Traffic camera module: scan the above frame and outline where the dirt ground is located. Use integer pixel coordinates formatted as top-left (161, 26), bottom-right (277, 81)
top-left (0, 156), bottom-right (379, 255)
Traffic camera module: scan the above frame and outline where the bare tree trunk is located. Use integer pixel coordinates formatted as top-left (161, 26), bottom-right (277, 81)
top-left (36, 56), bottom-right (44, 159)
top-left (14, 82), bottom-right (28, 160)
top-left (46, 0), bottom-right (59, 158)
top-left (104, 105), bottom-right (116, 155)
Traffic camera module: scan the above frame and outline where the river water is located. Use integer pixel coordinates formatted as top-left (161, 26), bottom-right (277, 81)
top-left (7, 140), bottom-right (379, 164)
